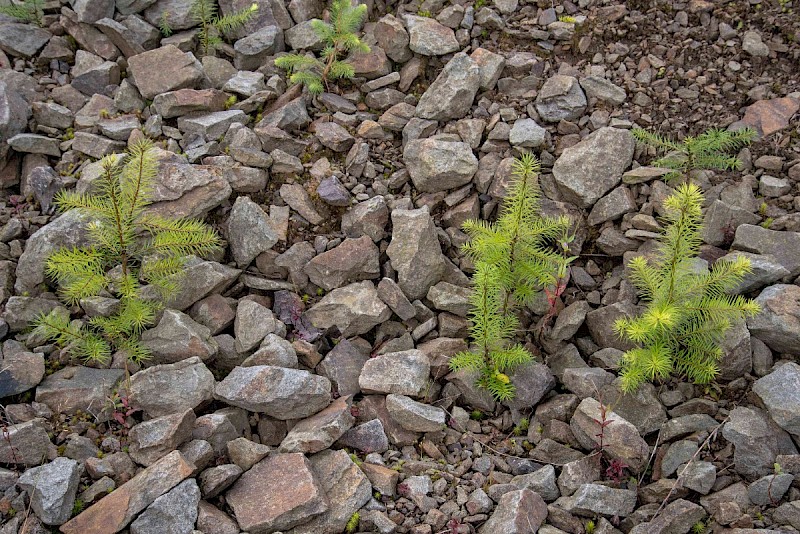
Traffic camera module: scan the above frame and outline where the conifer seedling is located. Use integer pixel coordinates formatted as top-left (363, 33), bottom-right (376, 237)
top-left (190, 0), bottom-right (259, 56)
top-left (614, 183), bottom-right (761, 392)
top-left (274, 0), bottom-right (369, 95)
top-left (448, 154), bottom-right (575, 401)
top-left (631, 127), bottom-right (756, 181)
top-left (31, 140), bottom-right (222, 364)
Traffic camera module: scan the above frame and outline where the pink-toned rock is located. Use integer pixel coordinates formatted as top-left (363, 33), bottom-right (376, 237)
top-left (226, 453), bottom-right (328, 532)
top-left (738, 96), bottom-right (800, 137)
top-left (152, 88), bottom-right (228, 118)
top-left (59, 451), bottom-right (194, 534)
top-left (279, 396), bottom-right (355, 454)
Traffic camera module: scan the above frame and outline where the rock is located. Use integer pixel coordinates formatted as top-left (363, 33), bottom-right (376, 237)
top-left (386, 394), bottom-right (446, 432)
top-left (629, 499), bottom-right (705, 534)
top-left (680, 461), bottom-right (716, 494)
top-left (415, 54), bottom-right (481, 120)
top-left (3, 296), bottom-right (62, 333)
top-left (128, 409), bottom-right (196, 466)
top-left (404, 139), bottom-right (478, 193)
top-left (226, 453), bottom-right (327, 532)
top-left (701, 200), bottom-right (760, 247)
top-left (71, 51), bottom-right (120, 95)
top-left (557, 456), bottom-right (600, 497)
top-left (61, 451), bottom-right (193, 534)
top-left (562, 368), bottom-right (615, 398)
top-left (359, 350), bottom-right (430, 397)
top-left (287, 449), bottom-right (372, 534)
top-left (760, 175), bottom-right (791, 197)
top-left (0, 350), bottom-right (45, 398)
top-left (8, 133), bottom-right (60, 157)
top-left (566, 483), bottom-right (637, 517)
top-left (598, 381), bottom-right (667, 436)
top-left (426, 282), bottom-right (471, 316)
top-left (141, 310), bottom-right (218, 365)
top-left (148, 162), bottom-right (232, 219)
top-left (737, 96), bottom-right (800, 137)
top-left (305, 281), bottom-right (392, 336)
top-left (337, 418), bottom-right (390, 453)
top-left (15, 210), bottom-right (91, 296)
top-left (0, 23), bottom-right (50, 58)
top-left (227, 437), bottom-right (270, 471)
top-left (748, 284), bottom-right (800, 356)
top-left (748, 473), bottom-right (793, 506)
top-left (511, 465), bottom-right (559, 502)
top-left (279, 183), bottom-right (324, 225)
top-left (509, 118), bottom-right (547, 148)
top-left (214, 365), bottom-right (331, 419)
top-left (552, 127), bottom-right (635, 208)
top-left (587, 186), bottom-right (637, 226)
top-left (127, 45), bottom-right (204, 100)
top-left (535, 75), bottom-right (587, 123)
top-left (0, 80), bottom-right (30, 161)
top-left (386, 207), bottom-right (447, 300)
top-left (153, 88), bottom-right (228, 118)
top-left (550, 300), bottom-right (591, 342)
top-left (164, 258), bottom-right (241, 311)
top-left (227, 196), bottom-right (279, 266)
top-left (470, 47), bottom-right (506, 90)
top-left (579, 76), bottom-right (626, 106)
top-left (375, 14), bottom-right (411, 62)
top-left (718, 252), bottom-right (788, 294)
top-left (35, 366), bottom-right (125, 423)
top-left (570, 397), bottom-right (650, 472)
top-left (722, 406), bottom-right (797, 480)
top-left (505, 362), bottom-right (555, 410)
top-left (16, 457), bottom-right (80, 525)
top-left (317, 339), bottom-right (368, 397)
top-left (585, 301), bottom-right (639, 351)
top-left (199, 464), bottom-right (242, 498)
top-left (234, 25), bottom-right (285, 70)
top-left (315, 121), bottom-right (355, 152)
top-left (223, 70), bottom-right (265, 97)
top-left (404, 15), bottom-right (459, 56)
top-left (342, 197), bottom-right (389, 242)
top-left (304, 236), bottom-right (381, 291)
top-left (316, 176), bottom-right (351, 206)
top-left (178, 110), bottom-right (248, 139)
top-left (743, 30), bottom-right (770, 57)
top-left (143, 0), bottom-right (195, 30)
top-left (753, 362), bottom-right (800, 436)
top-left (130, 479), bottom-right (200, 534)
top-left (244, 333), bottom-right (298, 368)
top-left (72, 132), bottom-right (126, 159)
top-left (478, 489), bottom-right (547, 534)
top-left (259, 97), bottom-right (310, 133)
top-left (279, 396), bottom-right (355, 454)
top-left (732, 224), bottom-right (800, 276)
top-left (129, 357), bottom-right (214, 418)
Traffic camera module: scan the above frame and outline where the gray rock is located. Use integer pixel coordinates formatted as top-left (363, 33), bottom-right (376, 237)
top-left (598, 381), bottom-right (667, 436)
top-left (227, 196), bottom-right (279, 266)
top-left (470, 47), bottom-right (505, 90)
top-left (0, 350), bottom-right (44, 398)
top-left (562, 368), bottom-right (615, 398)
top-left (505, 362), bottom-right (555, 410)
top-left (8, 133), bottom-right (60, 157)
top-left (304, 236), bottom-right (380, 291)
top-left (199, 464), bottom-right (242, 498)
top-left (279, 183), bottom-right (323, 224)
top-left (375, 14), bottom-right (411, 63)
top-left (385, 394), bottom-right (446, 432)
top-left (130, 479), bottom-right (200, 534)
top-left (701, 200), bottom-right (761, 247)
top-left (387, 207), bottom-right (447, 300)
top-left (234, 25), bottom-right (285, 70)
top-left (679, 461), bottom-right (716, 494)
top-left (129, 357), bottom-right (215, 418)
top-left (305, 281), bottom-right (391, 336)
top-left (404, 15), bottom-right (459, 56)
top-left (629, 499), bottom-right (705, 534)
top-left (760, 175), bottom-right (791, 197)
top-left (128, 409), bottom-right (196, 466)
top-left (587, 186), bottom-right (637, 226)
top-left (342, 196), bottom-right (389, 242)
top-left (662, 440), bottom-right (699, 477)
top-left (0, 80), bottom-right (30, 161)
top-left (214, 365), bottom-right (331, 419)
top-left (718, 251), bottom-right (789, 293)
top-left (223, 71), bottom-right (265, 97)
top-left (177, 110), bottom-right (248, 139)
top-left (128, 45), bottom-right (204, 100)
top-left (71, 50), bottom-right (120, 95)
top-left (550, 300), bottom-right (591, 342)
top-left (0, 23), bottom-right (50, 58)
top-left (279, 396), bottom-right (354, 454)
top-left (243, 333), bottom-right (298, 368)
top-left (557, 456), bottom-right (601, 497)
top-left (359, 350), bottom-right (430, 397)
top-left (336, 418), bottom-right (389, 453)
top-left (141, 310), bottom-right (218, 365)
top-left (743, 30), bottom-right (770, 57)
top-left (234, 299), bottom-right (281, 352)
top-left (404, 139), bottom-right (478, 193)
top-left (748, 473), bottom-right (793, 506)
top-left (17, 457), bottom-right (81, 525)
top-left (143, 0), bottom-right (195, 30)
top-left (147, 162), bottom-right (232, 220)
top-left (511, 464), bottom-right (559, 502)
top-left (152, 88), bottom-right (228, 118)
top-left (723, 406), bottom-right (798, 479)
top-left (35, 367), bottom-right (125, 423)
top-left (227, 437), bottom-right (270, 471)
top-left (732, 224), bottom-right (800, 276)
top-left (317, 339), bottom-right (368, 397)
top-left (566, 483), bottom-right (637, 517)
top-left (316, 176), bottom-right (351, 206)
top-left (315, 121), bottom-right (355, 152)
top-left (585, 301), bottom-right (639, 351)
top-left (753, 362), bottom-right (800, 436)
top-left (535, 75), bottom-right (587, 122)
top-left (553, 127), bottom-right (635, 208)
top-left (478, 489), bottom-right (547, 534)
top-left (164, 258), bottom-right (241, 311)
top-left (72, 132), bottom-right (126, 159)
top-left (258, 97), bottom-right (309, 132)
top-left (748, 284), bottom-right (800, 356)
top-left (426, 281), bottom-right (471, 316)
top-left (579, 76), bottom-right (626, 105)
top-left (415, 54), bottom-right (481, 120)
top-left (508, 118), bottom-right (546, 148)
top-left (285, 18), bottom-right (325, 50)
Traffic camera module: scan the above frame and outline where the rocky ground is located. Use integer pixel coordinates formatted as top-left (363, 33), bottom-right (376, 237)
top-left (0, 0), bottom-right (799, 533)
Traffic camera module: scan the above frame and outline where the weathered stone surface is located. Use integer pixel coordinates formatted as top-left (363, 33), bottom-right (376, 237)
top-left (279, 396), bottom-right (355, 454)
top-left (178, 110), bottom-right (248, 139)
top-left (736, 96), bottom-right (800, 137)
top-left (718, 251), bottom-right (789, 294)
top-left (511, 464), bottom-right (559, 502)
top-left (17, 457), bottom-right (80, 525)
top-left (127, 45), bottom-right (204, 99)
top-left (164, 258), bottom-right (241, 311)
top-left (478, 489), bottom-right (547, 534)
top-left (336, 418), bottom-right (390, 453)
top-left (359, 350), bottom-right (430, 397)
top-left (535, 75), bottom-right (587, 122)
top-left (404, 15), bottom-right (459, 56)
top-left (732, 224), bottom-right (800, 276)
top-left (36, 367), bottom-right (125, 423)
top-left (304, 236), bottom-right (381, 291)
top-left (214, 365), bottom-right (331, 419)
top-left (60, 451), bottom-right (195, 534)
top-left (579, 76), bottom-right (626, 105)
top-left (566, 483), bottom-right (637, 517)
top-left (386, 394), bottom-right (446, 432)
top-left (629, 498), bottom-right (705, 534)
top-left (0, 80), bottom-right (30, 161)
top-left (148, 162), bottom-right (232, 219)
top-left (723, 405), bottom-right (798, 479)
top-left (128, 409), bottom-right (196, 466)
top-left (129, 478), bottom-right (200, 534)
top-left (471, 47), bottom-right (506, 90)
top-left (753, 362), bottom-right (800, 436)
top-left (386, 207), bottom-right (447, 300)
top-left (570, 397), bottom-right (650, 472)
top-left (141, 310), bottom-right (218, 365)
top-left (0, 419), bottom-right (51, 465)
top-left (287, 449), bottom-right (372, 534)
top-left (227, 437), bottom-right (271, 471)
top-left (0, 350), bottom-right (44, 398)
top-left (748, 473), bottom-right (793, 506)
top-left (505, 362), bottom-right (556, 410)
top-left (0, 23), bottom-right (50, 58)
top-left (404, 139), bottom-right (478, 193)
top-left (234, 25), bottom-right (285, 70)
top-left (130, 357), bottom-right (215, 418)
top-left (199, 464), bottom-right (242, 498)
top-left (152, 88), bottom-right (228, 118)
top-left (749, 284), bottom-right (800, 357)
top-left (234, 299), bottom-right (281, 352)
top-left (553, 127), bottom-right (635, 209)
top-left (305, 281), bottom-right (391, 336)
top-left (317, 339), bottom-right (369, 397)
top-left (227, 196), bottom-right (279, 266)
top-left (415, 54), bottom-right (481, 120)
top-left (226, 453), bottom-right (327, 532)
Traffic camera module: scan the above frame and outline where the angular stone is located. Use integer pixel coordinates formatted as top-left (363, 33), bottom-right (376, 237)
top-left (342, 196), bottom-right (389, 242)
top-left (478, 489), bottom-right (547, 534)
top-left (732, 224), bottom-right (800, 276)
top-left (337, 418), bottom-right (390, 453)
top-left (404, 15), bottom-right (459, 56)
top-left (535, 75), bottom-right (587, 122)
top-left (0, 419), bottom-right (51, 465)
top-left (629, 498), bottom-right (705, 534)
top-left (505, 362), bottom-right (556, 411)
top-left (553, 127), bottom-right (635, 208)
top-left (8, 133), bottom-right (60, 157)
top-left (130, 479), bottom-right (200, 534)
top-left (141, 310), bottom-right (218, 365)
top-left (404, 138), bottom-right (478, 193)
top-left (153, 88), bottom-right (228, 119)
top-left (511, 464), bottom-right (559, 502)
top-left (178, 110), bottom-right (247, 139)
top-left (386, 394), bottom-right (446, 432)
top-left (304, 236), bottom-right (380, 291)
top-left (359, 350), bottom-right (430, 397)
top-left (579, 76), bottom-right (626, 106)
top-left (753, 362), bottom-right (800, 436)
top-left (128, 45), bottom-right (204, 100)
top-left (129, 357), bottom-right (214, 418)
top-left (748, 473), bottom-right (794, 506)
top-left (148, 162), bottom-right (232, 219)
top-left (315, 121), bottom-right (355, 152)
top-left (375, 14), bottom-right (411, 63)
top-left (680, 461), bottom-right (716, 494)
top-left (0, 23), bottom-right (50, 58)
top-left (566, 483), bottom-right (637, 517)
top-left (279, 396), bottom-right (355, 454)
top-left (737, 96), bottom-right (800, 137)
top-left (35, 367), bottom-right (125, 423)
top-left (415, 54), bottom-right (481, 120)
top-left (234, 25), bottom-right (285, 70)
top-left (426, 281), bottom-right (471, 317)
top-left (317, 339), bottom-right (369, 397)
top-left (587, 186), bottom-right (636, 226)
top-left (226, 453), bottom-right (327, 532)
top-left (128, 409), bottom-right (196, 466)
top-left (0, 350), bottom-right (45, 398)
top-left (214, 365), bottom-right (331, 419)
top-left (305, 281), bottom-right (391, 336)
top-left (199, 464), bottom-right (242, 498)
top-left (470, 47), bottom-right (506, 90)
top-left (60, 451), bottom-right (195, 534)
top-left (163, 258), bottom-right (241, 311)
top-left (723, 406), bottom-right (798, 479)
top-left (227, 196), bottom-right (279, 266)
top-left (748, 284), bottom-right (800, 356)
top-left (17, 457), bottom-right (81, 525)
top-left (279, 183), bottom-right (324, 225)
top-left (509, 117), bottom-right (546, 148)
top-left (0, 79), bottom-right (30, 161)
top-left (386, 207), bottom-right (447, 300)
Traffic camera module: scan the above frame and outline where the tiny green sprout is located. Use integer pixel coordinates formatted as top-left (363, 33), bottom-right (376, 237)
top-left (558, 15), bottom-right (577, 23)
top-left (301, 293), bottom-right (312, 304)
top-left (755, 511), bottom-right (765, 521)
top-left (374, 491), bottom-right (382, 500)
top-left (71, 499), bottom-right (85, 517)
top-left (349, 453), bottom-right (363, 466)
top-left (470, 410), bottom-right (484, 420)
top-left (417, 9), bottom-right (432, 17)
top-left (585, 519), bottom-right (596, 534)
top-left (316, 287), bottom-right (325, 296)
top-left (512, 418), bottom-right (530, 436)
top-left (759, 201), bottom-right (769, 216)
top-left (224, 95), bottom-right (238, 109)
top-left (474, 0), bottom-right (486, 8)
top-left (761, 217), bottom-right (774, 229)
top-left (775, 462), bottom-right (784, 475)
top-left (345, 511), bottom-right (360, 534)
